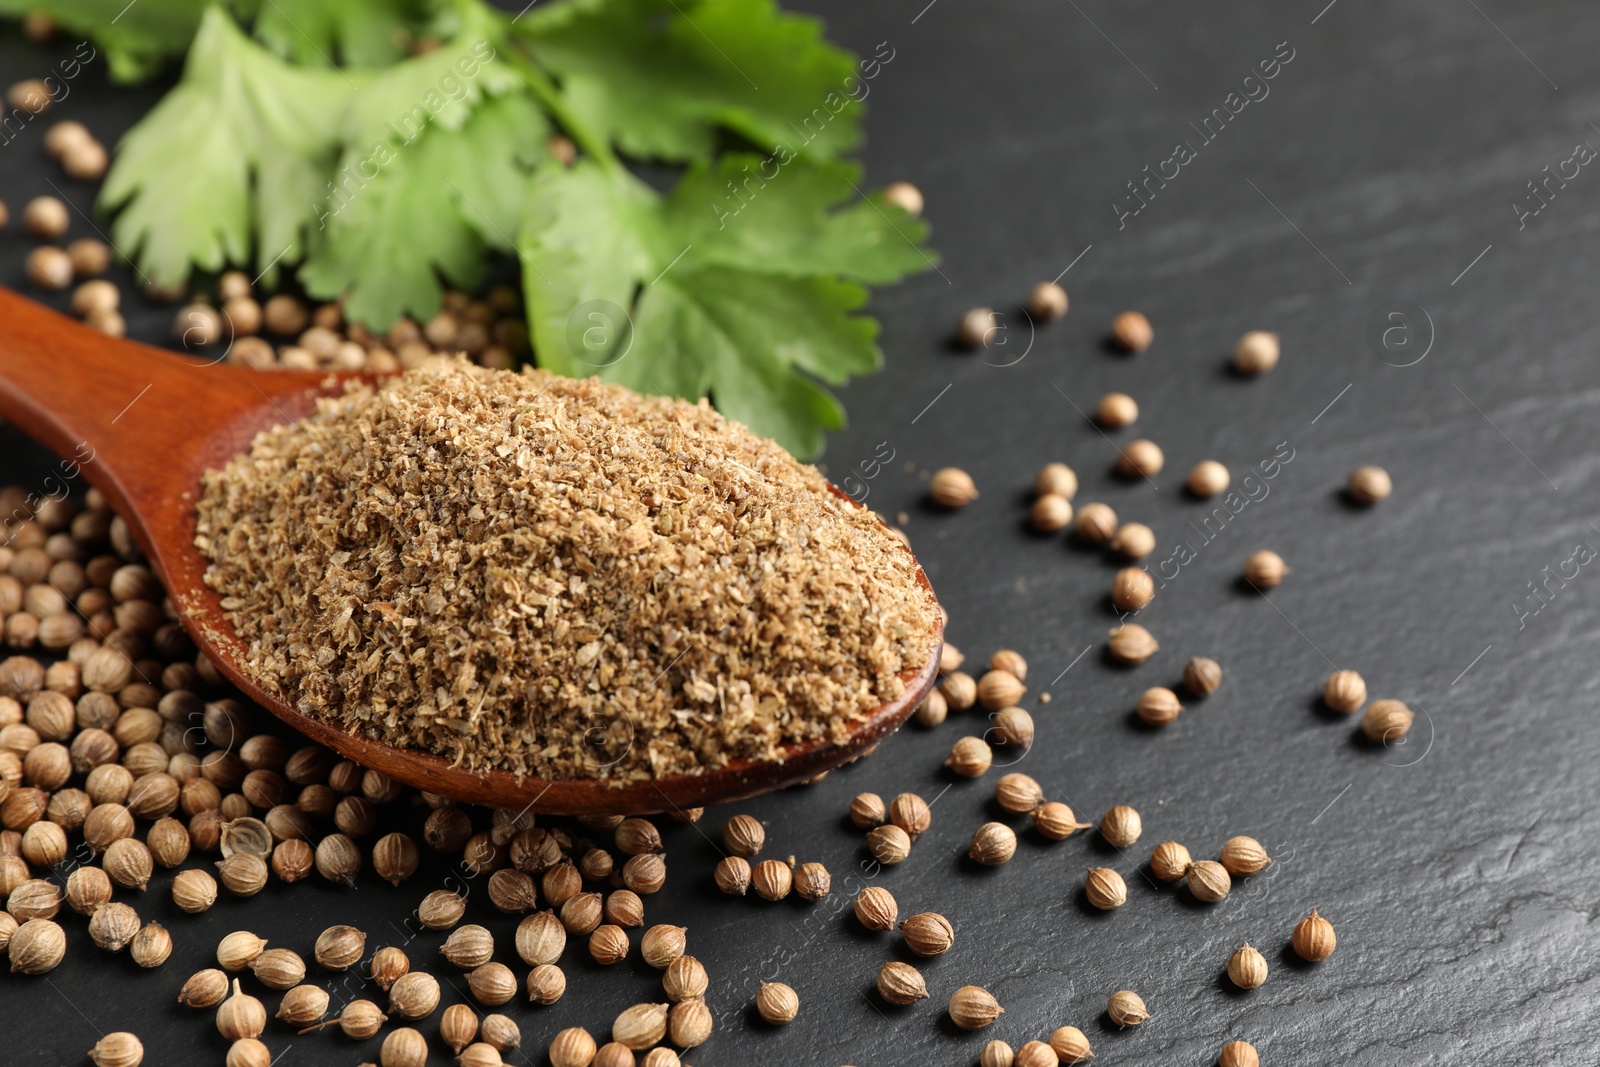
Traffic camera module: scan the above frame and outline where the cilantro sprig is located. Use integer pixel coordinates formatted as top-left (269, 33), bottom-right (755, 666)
top-left (7, 0), bottom-right (936, 456)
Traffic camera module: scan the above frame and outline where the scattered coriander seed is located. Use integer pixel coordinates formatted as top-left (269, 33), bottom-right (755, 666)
top-left (1029, 282), bottom-right (1069, 321)
top-left (668, 998), bottom-right (714, 1048)
top-left (388, 971), bottom-right (440, 1019)
top-left (105, 837), bottom-right (153, 890)
top-left (1100, 805), bottom-right (1142, 848)
top-left (1074, 502), bottom-right (1120, 546)
top-left (1136, 686), bottom-right (1183, 727)
top-left (958, 308), bottom-right (997, 349)
top-left (1112, 567), bottom-right (1155, 611)
top-left (855, 886), bottom-right (898, 931)
top-left (1116, 439), bottom-right (1164, 479)
top-left (1111, 311), bottom-right (1153, 352)
top-left (1085, 867), bottom-right (1127, 910)
top-left (1187, 460), bottom-right (1229, 497)
top-left (948, 985), bottom-right (1005, 1030)
top-left (1362, 699), bottom-right (1414, 743)
top-left (561, 893), bottom-right (604, 934)
top-left (1347, 465), bottom-right (1392, 504)
top-left (1111, 521), bottom-right (1156, 559)
top-left (614, 817), bottom-right (662, 856)
top-left (441, 1003), bottom-right (478, 1052)
top-left (877, 960), bottom-right (930, 1005)
top-left (89, 902), bottom-right (141, 952)
top-left (217, 979), bottom-right (267, 1040)
top-left (794, 861), bottom-right (831, 901)
top-left (1050, 1026), bottom-right (1094, 1064)
top-left (757, 981), bottom-right (800, 1024)
top-left (989, 650), bottom-right (1028, 680)
top-left (441, 925), bottom-right (495, 969)
top-left (714, 855), bottom-right (751, 895)
top-left (216, 853), bottom-right (268, 896)
top-left (941, 643), bottom-right (966, 673)
top-left (65, 865), bottom-right (112, 914)
top-left (178, 968), bottom-right (229, 1009)
top-left (641, 924), bottom-right (687, 969)
top-left (945, 736), bottom-right (992, 778)
top-left (9, 917), bottom-right (64, 973)
top-left (589, 924), bottom-right (630, 965)
top-left (469, 962), bottom-right (518, 1006)
top-left (866, 824), bottom-right (912, 864)
top-left (1107, 623), bottom-right (1159, 665)
top-left (1016, 1041), bottom-right (1058, 1067)
top-left (889, 793), bottom-right (932, 838)
top-left (995, 772), bottom-right (1044, 814)
top-left (417, 889), bottom-right (466, 930)
top-left (899, 911), bottom-right (954, 957)
top-left (66, 237), bottom-right (111, 276)
top-left (1323, 669), bottom-right (1367, 714)
top-left (1187, 859), bottom-right (1232, 902)
top-left (751, 858), bottom-right (793, 900)
top-left (381, 1028), bottom-right (428, 1067)
top-left (1149, 841), bottom-right (1192, 882)
top-left (722, 814), bottom-right (765, 856)
top-left (981, 1040), bottom-right (1015, 1067)
top-left (931, 467), bottom-right (980, 508)
top-left (1243, 550), bottom-right (1288, 589)
top-left (7, 880), bottom-right (58, 923)
top-left (941, 671), bottom-right (978, 709)
top-left (527, 963), bottom-right (566, 1005)
top-left (663, 955), bottom-right (709, 1001)
top-left (1219, 1040), bottom-right (1260, 1067)
top-left (1227, 942), bottom-right (1268, 989)
top-left (850, 792), bottom-right (887, 830)
top-left (1183, 656), bottom-right (1222, 697)
top-left (314, 833), bottom-right (361, 885)
top-left (487, 869), bottom-right (537, 912)
top-left (1220, 836), bottom-right (1273, 876)
top-left (550, 1029), bottom-right (597, 1067)
top-left (481, 1013), bottom-right (521, 1053)
top-left (969, 822), bottom-right (1017, 866)
top-left (977, 669), bottom-right (1026, 710)
top-left (1233, 331), bottom-right (1279, 375)
top-left (88, 1032), bottom-right (143, 1067)
top-left (459, 1042), bottom-right (504, 1067)
top-left (1035, 463), bottom-right (1078, 500)
top-left (369, 945), bottom-right (410, 991)
top-left (1096, 391), bottom-right (1138, 429)
top-left (22, 196), bottom-right (68, 238)
top-left (248, 947), bottom-right (303, 989)
top-left (373, 831), bottom-right (419, 885)
top-left (1032, 801), bottom-right (1091, 840)
top-left (1292, 909), bottom-right (1336, 960)
top-left (515, 912), bottom-right (567, 967)
top-left (276, 984), bottom-right (329, 1028)
top-left (1030, 494), bottom-right (1074, 532)
top-left (883, 181), bottom-right (924, 217)
top-left (314, 925), bottom-right (366, 970)
top-left (1106, 989), bottom-right (1149, 1027)
top-left (913, 690), bottom-right (948, 727)
top-left (316, 998), bottom-right (387, 1039)
top-left (992, 705), bottom-right (1035, 748)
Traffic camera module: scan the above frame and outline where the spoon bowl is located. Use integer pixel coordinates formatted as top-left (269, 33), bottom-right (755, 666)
top-left (0, 287), bottom-right (941, 813)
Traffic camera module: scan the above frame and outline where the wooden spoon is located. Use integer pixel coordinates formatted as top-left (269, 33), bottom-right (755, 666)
top-left (0, 288), bottom-right (941, 813)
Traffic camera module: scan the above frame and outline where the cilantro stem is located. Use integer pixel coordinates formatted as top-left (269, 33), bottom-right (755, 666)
top-left (511, 51), bottom-right (618, 171)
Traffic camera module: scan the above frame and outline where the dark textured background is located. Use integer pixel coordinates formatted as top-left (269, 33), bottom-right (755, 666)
top-left (4, 1), bottom-right (1598, 1064)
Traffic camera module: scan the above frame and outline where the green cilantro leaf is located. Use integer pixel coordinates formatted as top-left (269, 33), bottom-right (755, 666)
top-left (519, 0), bottom-right (863, 162)
top-left (0, 0), bottom-right (222, 82)
top-left (251, 0), bottom-right (440, 68)
top-left (520, 157), bottom-right (933, 457)
top-left (98, 7), bottom-right (349, 287)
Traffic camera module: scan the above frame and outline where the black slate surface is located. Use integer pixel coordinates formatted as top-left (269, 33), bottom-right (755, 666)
top-left (3, 2), bottom-right (1599, 1064)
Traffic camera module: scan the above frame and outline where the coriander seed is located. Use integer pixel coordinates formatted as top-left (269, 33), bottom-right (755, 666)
top-left (889, 792), bottom-right (932, 838)
top-left (641, 924), bottom-right (687, 968)
top-left (899, 911), bottom-right (954, 957)
top-left (314, 924), bottom-right (366, 970)
top-left (373, 831), bottom-right (418, 885)
top-left (931, 467), bottom-right (980, 509)
top-left (948, 985), bottom-right (1004, 1030)
top-left (884, 181), bottom-right (924, 216)
top-left (624, 852), bottom-right (667, 893)
top-left (1112, 567), bottom-right (1155, 611)
top-left (1187, 460), bottom-right (1229, 497)
top-left (722, 813), bottom-right (764, 856)
top-left (460, 1043), bottom-right (504, 1067)
top-left (992, 705), bottom-right (1035, 748)
top-left (1243, 549), bottom-right (1288, 589)
top-left (751, 858), bottom-right (793, 900)
top-left (615, 817), bottom-right (662, 856)
top-left (65, 865), bottom-right (112, 914)
top-left (977, 669), bottom-right (1026, 710)
top-left (1220, 836), bottom-right (1272, 876)
top-left (1187, 859), bottom-right (1232, 902)
top-left (527, 963), bottom-right (566, 1004)
top-left (488, 869), bottom-right (537, 912)
top-left (1348, 465), bottom-right (1392, 504)
top-left (855, 886), bottom-right (898, 931)
top-left (561, 892), bottom-right (603, 934)
top-left (515, 911), bottom-right (566, 966)
top-left (442, 924), bottom-right (495, 969)
top-left (1111, 521), bottom-right (1156, 560)
top-left (914, 690), bottom-right (948, 727)
top-left (249, 948), bottom-right (305, 989)
top-left (714, 855), bottom-right (751, 895)
top-left (794, 861), bottom-right (831, 900)
top-left (589, 924), bottom-right (630, 965)
top-left (1050, 1026), bottom-right (1094, 1064)
top-left (981, 1040), bottom-right (1015, 1067)
top-left (1030, 494), bottom-right (1073, 532)
top-left (369, 945), bottom-right (410, 991)
top-left (614, 1002), bottom-right (670, 1050)
top-left (1183, 656), bottom-right (1222, 697)
top-left (90, 902), bottom-right (141, 952)
top-left (88, 1033), bottom-right (143, 1067)
top-left (1107, 623), bottom-right (1158, 665)
top-left (1100, 805), bottom-right (1142, 848)
top-left (1096, 392), bottom-right (1138, 428)
top-left (1111, 311), bottom-right (1153, 352)
top-left (1032, 801), bottom-right (1091, 840)
top-left (669, 998), bottom-right (713, 1048)
top-left (867, 823), bottom-right (912, 864)
top-left (469, 962), bottom-right (518, 1006)
top-left (217, 931), bottom-right (269, 972)
top-left (216, 853), bottom-right (268, 896)
top-left (1136, 686), bottom-right (1182, 727)
top-left (441, 1003), bottom-right (478, 1052)
top-left (1085, 867), bottom-right (1127, 910)
top-left (381, 1028), bottom-right (428, 1067)
top-left (217, 979), bottom-right (267, 1040)
top-left (1362, 698), bottom-right (1414, 743)
top-left (958, 308), bottom-right (997, 349)
top-left (1233, 330), bottom-right (1279, 375)
top-left (1074, 502), bottom-right (1120, 545)
top-left (757, 981), bottom-right (799, 1024)
top-left (663, 955), bottom-right (709, 1001)
top-left (130, 922), bottom-right (172, 968)
top-left (388, 970), bottom-right (440, 1019)
top-left (1116, 439), bottom-right (1164, 479)
top-left (1149, 841), bottom-right (1191, 882)
top-left (1323, 669), bottom-right (1367, 714)
top-left (315, 999), bottom-right (386, 1039)
top-left (1220, 1040), bottom-right (1260, 1067)
top-left (995, 772), bottom-right (1044, 814)
top-left (1106, 989), bottom-right (1148, 1027)
top-left (481, 1014), bottom-right (520, 1052)
top-left (969, 822), bottom-right (1017, 866)
top-left (1016, 1041), bottom-right (1057, 1067)
top-left (1292, 909), bottom-right (1336, 960)
top-left (1029, 282), bottom-right (1069, 321)
top-left (1227, 942), bottom-right (1268, 989)
top-left (104, 836), bottom-right (153, 890)
top-left (9, 917), bottom-right (64, 973)
top-left (1035, 463), bottom-right (1078, 500)
top-left (941, 671), bottom-right (978, 709)
top-left (877, 960), bottom-right (929, 1005)
top-left (945, 736), bottom-right (992, 778)
top-left (418, 889), bottom-right (466, 930)
top-left (605, 889), bottom-right (645, 928)
top-left (178, 969), bottom-right (229, 1009)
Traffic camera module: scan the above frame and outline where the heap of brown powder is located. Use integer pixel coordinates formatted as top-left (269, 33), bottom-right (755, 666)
top-left (194, 361), bottom-right (937, 780)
